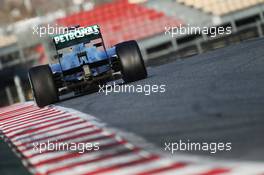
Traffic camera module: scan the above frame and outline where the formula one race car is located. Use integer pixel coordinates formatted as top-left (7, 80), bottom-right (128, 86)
top-left (28, 25), bottom-right (147, 107)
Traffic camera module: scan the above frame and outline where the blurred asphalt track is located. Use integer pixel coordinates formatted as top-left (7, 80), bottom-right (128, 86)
top-left (1, 37), bottom-right (264, 175)
top-left (59, 37), bottom-right (264, 162)
top-left (0, 140), bottom-right (30, 175)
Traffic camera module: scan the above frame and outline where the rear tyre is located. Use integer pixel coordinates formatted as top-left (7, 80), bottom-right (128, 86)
top-left (28, 65), bottom-right (58, 107)
top-left (116, 40), bottom-right (147, 83)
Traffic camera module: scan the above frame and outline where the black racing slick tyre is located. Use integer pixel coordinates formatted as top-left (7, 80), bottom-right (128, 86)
top-left (28, 65), bottom-right (58, 107)
top-left (116, 40), bottom-right (147, 83)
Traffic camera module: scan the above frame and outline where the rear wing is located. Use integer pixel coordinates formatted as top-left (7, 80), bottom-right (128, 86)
top-left (53, 25), bottom-right (101, 50)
